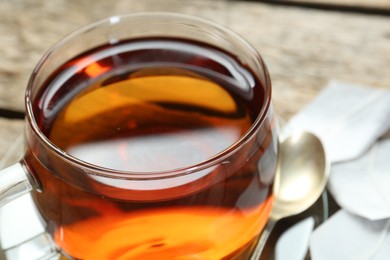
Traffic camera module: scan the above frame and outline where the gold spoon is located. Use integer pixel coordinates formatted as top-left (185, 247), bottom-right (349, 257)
top-left (251, 131), bottom-right (329, 259)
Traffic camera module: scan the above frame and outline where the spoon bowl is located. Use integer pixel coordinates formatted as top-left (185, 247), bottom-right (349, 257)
top-left (251, 131), bottom-right (329, 259)
top-left (272, 131), bottom-right (329, 220)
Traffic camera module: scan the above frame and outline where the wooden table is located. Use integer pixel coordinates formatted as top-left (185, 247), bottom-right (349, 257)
top-left (0, 0), bottom-right (389, 258)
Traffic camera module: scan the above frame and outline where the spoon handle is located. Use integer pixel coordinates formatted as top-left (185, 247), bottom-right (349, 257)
top-left (250, 219), bottom-right (277, 260)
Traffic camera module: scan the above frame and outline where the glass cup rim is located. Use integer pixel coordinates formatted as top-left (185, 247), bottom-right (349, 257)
top-left (24, 12), bottom-right (272, 180)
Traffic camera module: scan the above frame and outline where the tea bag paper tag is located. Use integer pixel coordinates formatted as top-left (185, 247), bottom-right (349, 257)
top-left (328, 138), bottom-right (390, 220)
top-left (310, 210), bottom-right (390, 260)
top-left (283, 81), bottom-right (390, 163)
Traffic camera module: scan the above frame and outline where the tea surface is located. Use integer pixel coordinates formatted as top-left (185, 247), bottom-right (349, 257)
top-left (36, 38), bottom-right (263, 172)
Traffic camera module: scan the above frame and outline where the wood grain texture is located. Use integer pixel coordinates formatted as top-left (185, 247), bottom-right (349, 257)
top-left (275, 0), bottom-right (390, 9)
top-left (0, 0), bottom-right (389, 121)
top-left (0, 118), bottom-right (24, 168)
top-left (224, 2), bottom-right (390, 119)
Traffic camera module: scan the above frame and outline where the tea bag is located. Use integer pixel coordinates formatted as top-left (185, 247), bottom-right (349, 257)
top-left (328, 139), bottom-right (390, 220)
top-left (282, 81), bottom-right (390, 163)
top-left (275, 217), bottom-right (315, 260)
top-left (310, 210), bottom-right (390, 260)
top-left (282, 81), bottom-right (390, 258)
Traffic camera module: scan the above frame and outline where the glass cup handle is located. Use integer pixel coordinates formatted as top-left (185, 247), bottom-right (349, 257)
top-left (0, 163), bottom-right (61, 259)
top-left (0, 162), bottom-right (35, 207)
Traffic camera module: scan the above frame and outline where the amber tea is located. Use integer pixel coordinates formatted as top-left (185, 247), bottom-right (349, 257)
top-left (28, 37), bottom-right (277, 259)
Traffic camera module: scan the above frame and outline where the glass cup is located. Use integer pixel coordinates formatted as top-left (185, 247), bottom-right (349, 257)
top-left (0, 12), bottom-right (278, 259)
